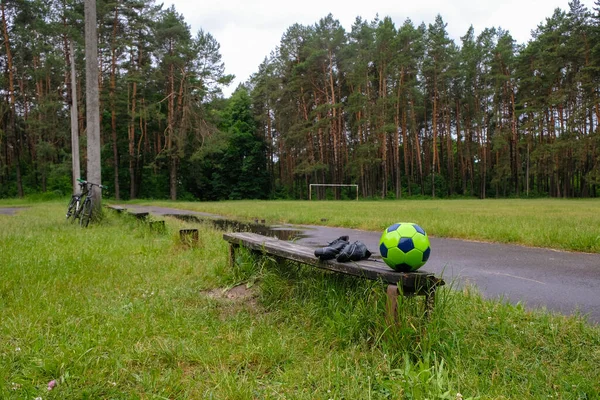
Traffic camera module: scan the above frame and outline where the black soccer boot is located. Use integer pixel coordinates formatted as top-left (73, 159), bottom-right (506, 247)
top-left (314, 236), bottom-right (350, 260)
top-left (336, 241), bottom-right (372, 262)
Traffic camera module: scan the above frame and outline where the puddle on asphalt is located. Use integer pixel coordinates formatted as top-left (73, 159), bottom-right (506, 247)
top-left (165, 214), bottom-right (306, 241)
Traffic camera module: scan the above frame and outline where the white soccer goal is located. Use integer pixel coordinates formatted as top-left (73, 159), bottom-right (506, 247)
top-left (309, 184), bottom-right (359, 201)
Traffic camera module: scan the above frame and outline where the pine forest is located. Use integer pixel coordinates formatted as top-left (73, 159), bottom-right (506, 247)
top-left (1, 0), bottom-right (600, 200)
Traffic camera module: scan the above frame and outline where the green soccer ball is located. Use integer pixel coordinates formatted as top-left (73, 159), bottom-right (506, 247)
top-left (379, 223), bottom-right (431, 272)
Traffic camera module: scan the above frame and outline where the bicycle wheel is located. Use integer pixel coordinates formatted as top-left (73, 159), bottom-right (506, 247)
top-left (80, 198), bottom-right (93, 227)
top-left (66, 196), bottom-right (79, 222)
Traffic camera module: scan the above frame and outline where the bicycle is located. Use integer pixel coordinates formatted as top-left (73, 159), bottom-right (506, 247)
top-left (66, 178), bottom-right (107, 227)
top-left (66, 178), bottom-right (88, 223)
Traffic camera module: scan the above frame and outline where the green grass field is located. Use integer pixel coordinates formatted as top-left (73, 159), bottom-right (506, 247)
top-left (0, 201), bottom-right (599, 399)
top-left (142, 198), bottom-right (600, 253)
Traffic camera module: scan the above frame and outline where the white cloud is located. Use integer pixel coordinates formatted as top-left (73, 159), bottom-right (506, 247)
top-left (168, 0), bottom-right (596, 96)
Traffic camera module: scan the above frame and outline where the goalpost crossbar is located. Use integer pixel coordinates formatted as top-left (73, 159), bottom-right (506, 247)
top-left (309, 184), bottom-right (359, 201)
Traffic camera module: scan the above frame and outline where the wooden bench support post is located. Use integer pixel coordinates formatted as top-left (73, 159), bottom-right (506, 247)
top-left (387, 284), bottom-right (439, 325)
top-left (130, 211), bottom-right (149, 220)
top-left (180, 229), bottom-right (199, 246)
top-left (386, 285), bottom-right (399, 326)
top-left (228, 243), bottom-right (239, 266)
top-left (425, 287), bottom-right (436, 318)
top-left (149, 220), bottom-right (165, 233)
top-left (106, 205), bottom-right (127, 213)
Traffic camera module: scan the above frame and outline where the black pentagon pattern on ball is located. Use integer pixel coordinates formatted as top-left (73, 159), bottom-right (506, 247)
top-left (413, 224), bottom-right (425, 235)
top-left (379, 243), bottom-right (388, 258)
top-left (394, 263), bottom-right (413, 272)
top-left (422, 247), bottom-right (431, 262)
top-left (397, 237), bottom-right (415, 253)
top-left (387, 223), bottom-right (400, 233)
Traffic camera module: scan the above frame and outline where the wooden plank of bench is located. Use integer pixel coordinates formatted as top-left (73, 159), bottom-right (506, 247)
top-left (106, 205), bottom-right (127, 213)
top-left (105, 205), bottom-right (148, 220)
top-left (223, 232), bottom-right (441, 288)
top-left (128, 210), bottom-right (149, 220)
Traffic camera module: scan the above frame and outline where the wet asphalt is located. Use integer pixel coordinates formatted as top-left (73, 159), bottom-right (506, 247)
top-left (115, 205), bottom-right (600, 324)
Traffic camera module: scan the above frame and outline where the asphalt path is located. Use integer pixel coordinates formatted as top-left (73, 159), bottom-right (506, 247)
top-left (0, 207), bottom-right (25, 215)
top-left (111, 204), bottom-right (600, 324)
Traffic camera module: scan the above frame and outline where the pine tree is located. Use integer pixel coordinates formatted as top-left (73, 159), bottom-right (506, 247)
top-left (422, 15), bottom-right (454, 197)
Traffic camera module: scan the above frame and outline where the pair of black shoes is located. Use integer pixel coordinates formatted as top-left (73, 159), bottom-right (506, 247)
top-left (314, 236), bottom-right (372, 262)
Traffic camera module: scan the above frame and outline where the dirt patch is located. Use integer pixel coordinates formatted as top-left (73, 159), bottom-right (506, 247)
top-left (224, 284), bottom-right (255, 300)
top-left (202, 283), bottom-right (260, 317)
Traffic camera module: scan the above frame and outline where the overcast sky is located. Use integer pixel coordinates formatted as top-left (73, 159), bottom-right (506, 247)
top-left (168, 0), bottom-right (596, 96)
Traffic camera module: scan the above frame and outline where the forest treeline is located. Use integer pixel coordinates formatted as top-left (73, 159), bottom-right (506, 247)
top-left (1, 0), bottom-right (599, 200)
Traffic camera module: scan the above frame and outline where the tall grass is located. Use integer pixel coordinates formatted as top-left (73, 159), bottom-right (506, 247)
top-left (144, 198), bottom-right (600, 253)
top-left (1, 203), bottom-right (599, 399)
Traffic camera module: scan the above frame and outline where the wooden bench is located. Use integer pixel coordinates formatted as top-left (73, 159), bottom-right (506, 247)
top-left (223, 232), bottom-right (444, 324)
top-left (106, 205), bottom-right (165, 230)
top-left (105, 204), bottom-right (127, 213)
top-left (105, 204), bottom-right (148, 219)
top-left (128, 210), bottom-right (149, 220)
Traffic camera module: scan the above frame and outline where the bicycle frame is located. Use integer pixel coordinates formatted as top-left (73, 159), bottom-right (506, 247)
top-left (66, 180), bottom-right (89, 221)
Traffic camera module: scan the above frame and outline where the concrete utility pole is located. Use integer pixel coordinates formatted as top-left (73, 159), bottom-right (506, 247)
top-left (70, 39), bottom-right (80, 193)
top-left (84, 0), bottom-right (102, 210)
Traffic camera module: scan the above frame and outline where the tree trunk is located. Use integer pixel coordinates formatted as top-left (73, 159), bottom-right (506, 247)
top-left (85, 0), bottom-right (102, 210)
top-left (456, 100), bottom-right (465, 194)
top-left (379, 63), bottom-right (388, 199)
top-left (510, 85), bottom-right (519, 196)
top-left (432, 77), bottom-right (438, 198)
top-left (110, 6), bottom-right (120, 200)
top-left (409, 98), bottom-right (423, 192)
top-left (129, 74), bottom-right (137, 199)
top-left (445, 104), bottom-right (453, 196)
top-left (167, 41), bottom-right (177, 200)
top-left (328, 50), bottom-right (340, 190)
top-left (1, 1), bottom-right (23, 198)
top-left (70, 40), bottom-right (81, 193)
top-left (395, 68), bottom-right (405, 198)
top-left (402, 107), bottom-right (410, 196)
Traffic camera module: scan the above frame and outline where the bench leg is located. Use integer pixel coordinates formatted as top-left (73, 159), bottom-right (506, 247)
top-left (386, 284), bottom-right (399, 326)
top-left (425, 287), bottom-right (437, 319)
top-left (388, 285), bottom-right (437, 325)
top-left (229, 244), bottom-right (239, 267)
top-left (180, 229), bottom-right (199, 246)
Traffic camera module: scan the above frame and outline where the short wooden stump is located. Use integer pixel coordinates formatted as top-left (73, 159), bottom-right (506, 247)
top-left (180, 229), bottom-right (199, 246)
